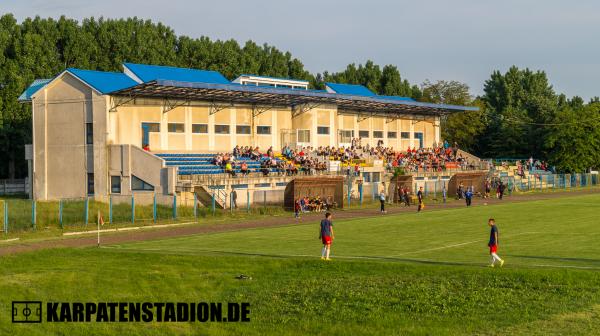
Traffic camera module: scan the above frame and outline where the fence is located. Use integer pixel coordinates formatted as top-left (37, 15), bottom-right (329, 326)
top-left (497, 173), bottom-right (599, 193)
top-left (0, 190), bottom-right (287, 234)
top-left (0, 179), bottom-right (28, 195)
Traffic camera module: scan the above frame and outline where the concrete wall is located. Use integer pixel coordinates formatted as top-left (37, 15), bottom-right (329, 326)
top-left (108, 144), bottom-right (176, 197)
top-left (33, 73), bottom-right (93, 200)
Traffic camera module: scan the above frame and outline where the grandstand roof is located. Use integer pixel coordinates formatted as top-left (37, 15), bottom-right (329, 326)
top-left (123, 63), bottom-right (230, 84)
top-left (325, 83), bottom-right (376, 96)
top-left (67, 68), bottom-right (138, 94)
top-left (110, 79), bottom-right (478, 116)
top-left (18, 78), bottom-right (52, 101)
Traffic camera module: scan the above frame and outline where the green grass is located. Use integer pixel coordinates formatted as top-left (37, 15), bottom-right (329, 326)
top-left (1, 193), bottom-right (600, 335)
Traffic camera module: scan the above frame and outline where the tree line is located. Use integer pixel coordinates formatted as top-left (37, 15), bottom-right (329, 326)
top-left (0, 14), bottom-right (598, 178)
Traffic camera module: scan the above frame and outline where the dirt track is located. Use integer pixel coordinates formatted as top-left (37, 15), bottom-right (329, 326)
top-left (1, 189), bottom-right (598, 256)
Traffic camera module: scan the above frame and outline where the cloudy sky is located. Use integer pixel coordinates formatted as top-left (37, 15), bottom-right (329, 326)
top-left (3, 0), bottom-right (599, 99)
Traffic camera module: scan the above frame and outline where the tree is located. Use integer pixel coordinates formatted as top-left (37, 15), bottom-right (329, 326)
top-left (481, 66), bottom-right (558, 159)
top-left (419, 80), bottom-right (485, 152)
top-left (545, 103), bottom-right (600, 172)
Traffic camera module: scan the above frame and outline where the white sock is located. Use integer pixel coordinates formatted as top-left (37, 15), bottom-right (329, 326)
top-left (490, 255), bottom-right (496, 265)
top-left (321, 247), bottom-right (326, 257)
top-left (326, 247), bottom-right (331, 259)
top-left (492, 253), bottom-right (502, 262)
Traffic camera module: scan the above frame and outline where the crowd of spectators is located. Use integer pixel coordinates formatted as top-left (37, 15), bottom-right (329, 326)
top-left (294, 195), bottom-right (337, 217)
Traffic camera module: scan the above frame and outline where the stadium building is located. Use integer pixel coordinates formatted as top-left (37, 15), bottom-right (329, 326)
top-left (19, 63), bottom-right (477, 205)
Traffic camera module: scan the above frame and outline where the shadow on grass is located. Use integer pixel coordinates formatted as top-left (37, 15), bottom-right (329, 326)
top-left (506, 254), bottom-right (600, 264)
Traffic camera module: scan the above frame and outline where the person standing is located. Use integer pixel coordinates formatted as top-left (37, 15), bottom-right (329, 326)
top-left (319, 212), bottom-right (334, 261)
top-left (465, 187), bottom-right (473, 206)
top-left (231, 189), bottom-right (238, 209)
top-left (498, 182), bottom-right (506, 200)
top-left (379, 191), bottom-right (386, 213)
top-left (442, 185), bottom-right (447, 204)
top-left (417, 186), bottom-right (424, 212)
top-left (487, 218), bottom-right (505, 267)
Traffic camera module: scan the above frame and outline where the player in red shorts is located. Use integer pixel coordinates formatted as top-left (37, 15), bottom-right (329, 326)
top-left (488, 218), bottom-right (504, 267)
top-left (319, 212), bottom-right (334, 261)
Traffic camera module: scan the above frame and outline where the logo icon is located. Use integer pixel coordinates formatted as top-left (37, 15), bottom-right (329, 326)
top-left (12, 301), bottom-right (42, 323)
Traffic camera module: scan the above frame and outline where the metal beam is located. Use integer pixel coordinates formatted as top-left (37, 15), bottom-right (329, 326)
top-left (208, 101), bottom-right (233, 115)
top-left (252, 104), bottom-right (275, 117)
top-left (163, 98), bottom-right (190, 113)
top-left (292, 102), bottom-right (321, 118)
top-left (109, 95), bottom-right (136, 112)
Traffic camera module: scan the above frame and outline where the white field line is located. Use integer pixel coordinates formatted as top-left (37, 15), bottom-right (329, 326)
top-left (0, 238), bottom-right (20, 243)
top-left (102, 246), bottom-right (600, 270)
top-left (62, 221), bottom-right (197, 236)
top-left (390, 232), bottom-right (542, 257)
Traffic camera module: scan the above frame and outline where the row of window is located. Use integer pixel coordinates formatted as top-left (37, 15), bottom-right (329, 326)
top-left (88, 174), bottom-right (155, 195)
top-left (357, 131), bottom-right (416, 139)
top-left (145, 123), bottom-right (272, 135)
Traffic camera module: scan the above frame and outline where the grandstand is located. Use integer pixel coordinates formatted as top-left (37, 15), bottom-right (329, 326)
top-left (19, 62), bottom-right (478, 205)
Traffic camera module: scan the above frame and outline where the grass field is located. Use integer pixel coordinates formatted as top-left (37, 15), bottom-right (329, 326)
top-left (2, 193), bottom-right (600, 335)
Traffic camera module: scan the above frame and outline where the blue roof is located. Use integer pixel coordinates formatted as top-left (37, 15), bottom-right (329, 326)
top-left (124, 63), bottom-right (230, 84)
top-left (18, 78), bottom-right (52, 101)
top-left (67, 68), bottom-right (138, 94)
top-left (378, 95), bottom-right (415, 102)
top-left (325, 82), bottom-right (376, 96)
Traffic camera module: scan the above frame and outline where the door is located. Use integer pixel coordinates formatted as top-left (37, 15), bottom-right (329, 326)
top-left (414, 132), bottom-right (424, 148)
top-left (141, 123), bottom-right (150, 147)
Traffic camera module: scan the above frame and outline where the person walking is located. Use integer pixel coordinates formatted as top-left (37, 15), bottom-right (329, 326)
top-left (379, 191), bottom-right (386, 213)
top-left (417, 186), bottom-right (424, 212)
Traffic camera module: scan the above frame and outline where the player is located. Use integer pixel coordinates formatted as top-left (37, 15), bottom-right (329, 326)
top-left (379, 191), bottom-right (386, 213)
top-left (417, 186), bottom-right (424, 212)
top-left (488, 218), bottom-right (504, 267)
top-left (319, 212), bottom-right (334, 261)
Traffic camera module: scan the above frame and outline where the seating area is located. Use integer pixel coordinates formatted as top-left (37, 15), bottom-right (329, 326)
top-left (155, 153), bottom-right (282, 176)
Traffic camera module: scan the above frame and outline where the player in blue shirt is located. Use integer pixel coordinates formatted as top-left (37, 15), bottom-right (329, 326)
top-left (488, 218), bottom-right (504, 267)
top-left (319, 212), bottom-right (334, 261)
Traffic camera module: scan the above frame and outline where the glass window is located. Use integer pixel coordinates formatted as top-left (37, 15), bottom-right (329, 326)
top-left (372, 172), bottom-right (381, 183)
top-left (297, 129), bottom-right (310, 143)
top-left (373, 131), bottom-right (384, 138)
top-left (87, 173), bottom-right (94, 195)
top-left (131, 175), bottom-right (154, 191)
top-left (86, 123), bottom-right (93, 145)
top-left (192, 124), bottom-right (208, 134)
top-left (363, 172), bottom-right (371, 182)
top-left (236, 125), bottom-right (251, 134)
top-left (144, 122), bottom-right (160, 132)
top-left (111, 176), bottom-right (121, 194)
top-left (401, 132), bottom-right (410, 139)
top-left (359, 130), bottom-right (369, 138)
top-left (387, 131), bottom-right (397, 139)
top-left (215, 125), bottom-right (230, 134)
top-left (257, 126), bottom-right (271, 135)
top-left (317, 126), bottom-right (330, 135)
top-left (168, 123), bottom-right (184, 133)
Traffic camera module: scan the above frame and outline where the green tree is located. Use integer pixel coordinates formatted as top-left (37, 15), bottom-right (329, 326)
top-left (545, 103), bottom-right (600, 172)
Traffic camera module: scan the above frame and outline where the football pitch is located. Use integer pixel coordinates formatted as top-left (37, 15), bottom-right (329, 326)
top-left (2, 193), bottom-right (600, 335)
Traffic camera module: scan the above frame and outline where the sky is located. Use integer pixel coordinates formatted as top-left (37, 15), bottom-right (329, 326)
top-left (3, 0), bottom-right (600, 99)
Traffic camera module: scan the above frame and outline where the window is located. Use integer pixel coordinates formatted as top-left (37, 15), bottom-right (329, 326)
top-left (339, 129), bottom-right (354, 143)
top-left (372, 172), bottom-right (381, 183)
top-left (215, 125), bottom-right (230, 134)
top-left (387, 131), bottom-right (397, 139)
top-left (257, 126), bottom-right (271, 135)
top-left (131, 175), bottom-right (154, 191)
top-left (192, 124), bottom-right (208, 134)
top-left (317, 126), bottom-right (330, 135)
top-left (111, 176), bottom-right (121, 194)
top-left (144, 123), bottom-right (160, 132)
top-left (401, 132), bottom-right (410, 139)
top-left (359, 130), bottom-right (369, 138)
top-left (297, 129), bottom-right (310, 143)
top-left (86, 123), bottom-right (93, 144)
top-left (236, 125), bottom-right (251, 134)
top-left (373, 131), bottom-right (384, 138)
top-left (87, 173), bottom-right (95, 195)
top-left (168, 123), bottom-right (184, 133)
